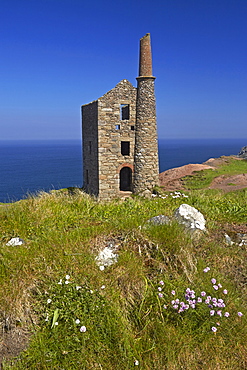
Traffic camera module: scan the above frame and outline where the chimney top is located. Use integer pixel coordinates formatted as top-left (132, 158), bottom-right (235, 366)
top-left (138, 33), bottom-right (154, 78)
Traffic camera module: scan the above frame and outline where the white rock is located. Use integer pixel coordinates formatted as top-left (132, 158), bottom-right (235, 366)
top-left (6, 237), bottom-right (25, 246)
top-left (224, 233), bottom-right (234, 246)
top-left (174, 204), bottom-right (206, 231)
top-left (95, 244), bottom-right (118, 268)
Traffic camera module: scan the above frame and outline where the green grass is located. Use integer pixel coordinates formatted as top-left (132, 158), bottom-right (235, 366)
top-left (0, 184), bottom-right (247, 369)
top-left (183, 157), bottom-right (247, 189)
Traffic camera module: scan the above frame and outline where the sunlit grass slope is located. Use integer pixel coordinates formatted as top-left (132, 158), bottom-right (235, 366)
top-left (0, 184), bottom-right (247, 369)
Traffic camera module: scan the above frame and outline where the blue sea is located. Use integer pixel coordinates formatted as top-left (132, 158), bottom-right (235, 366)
top-left (0, 138), bottom-right (246, 203)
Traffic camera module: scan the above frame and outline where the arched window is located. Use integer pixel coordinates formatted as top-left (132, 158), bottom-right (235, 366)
top-left (120, 167), bottom-right (132, 191)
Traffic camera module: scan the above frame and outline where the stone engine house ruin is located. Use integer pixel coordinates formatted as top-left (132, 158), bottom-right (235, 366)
top-left (81, 33), bottom-right (159, 200)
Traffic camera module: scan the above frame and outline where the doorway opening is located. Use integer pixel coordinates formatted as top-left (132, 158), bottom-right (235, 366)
top-left (120, 167), bottom-right (132, 191)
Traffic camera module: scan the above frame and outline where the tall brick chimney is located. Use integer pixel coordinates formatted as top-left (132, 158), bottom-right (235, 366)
top-left (138, 32), bottom-right (153, 77)
top-left (133, 33), bottom-right (159, 195)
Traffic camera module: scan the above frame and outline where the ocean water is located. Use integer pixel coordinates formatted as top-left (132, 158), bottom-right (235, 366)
top-left (0, 140), bottom-right (83, 203)
top-left (0, 138), bottom-right (246, 203)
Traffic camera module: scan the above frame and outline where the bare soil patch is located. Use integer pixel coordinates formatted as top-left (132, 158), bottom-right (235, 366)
top-left (159, 156), bottom-right (247, 192)
top-left (208, 173), bottom-right (247, 192)
top-left (159, 163), bottom-right (215, 191)
top-left (0, 322), bottom-right (30, 368)
top-left (203, 156), bottom-right (239, 167)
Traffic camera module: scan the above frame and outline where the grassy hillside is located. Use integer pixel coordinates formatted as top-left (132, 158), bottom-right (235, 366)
top-left (0, 177), bottom-right (247, 368)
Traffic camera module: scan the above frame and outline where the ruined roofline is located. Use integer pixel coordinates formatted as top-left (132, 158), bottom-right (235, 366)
top-left (81, 79), bottom-right (136, 108)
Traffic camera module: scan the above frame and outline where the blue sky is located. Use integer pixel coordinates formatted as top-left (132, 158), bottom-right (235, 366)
top-left (1, 0), bottom-right (246, 140)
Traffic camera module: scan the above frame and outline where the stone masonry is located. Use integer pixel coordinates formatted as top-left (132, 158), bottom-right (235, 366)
top-left (81, 33), bottom-right (159, 200)
top-left (133, 33), bottom-right (159, 194)
top-left (82, 80), bottom-right (136, 199)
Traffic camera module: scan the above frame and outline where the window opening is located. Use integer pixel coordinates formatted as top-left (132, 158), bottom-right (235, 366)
top-left (131, 125), bottom-right (135, 131)
top-left (115, 124), bottom-right (120, 130)
top-left (121, 141), bottom-right (130, 156)
top-left (120, 167), bottom-right (132, 191)
top-left (86, 170), bottom-right (89, 184)
top-left (120, 104), bottom-right (130, 120)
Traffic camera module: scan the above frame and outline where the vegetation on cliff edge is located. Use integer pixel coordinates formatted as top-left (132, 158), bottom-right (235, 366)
top-left (0, 181), bottom-right (247, 369)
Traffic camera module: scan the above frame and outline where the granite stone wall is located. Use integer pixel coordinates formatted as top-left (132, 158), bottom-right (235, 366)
top-left (82, 79), bottom-right (137, 200)
top-left (81, 100), bottom-right (99, 196)
top-left (133, 77), bottom-right (159, 194)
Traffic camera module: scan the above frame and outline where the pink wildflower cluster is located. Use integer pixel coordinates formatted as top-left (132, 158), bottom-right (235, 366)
top-left (157, 268), bottom-right (244, 333)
